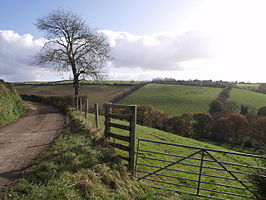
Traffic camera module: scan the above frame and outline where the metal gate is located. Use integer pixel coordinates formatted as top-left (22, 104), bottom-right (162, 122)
top-left (135, 138), bottom-right (266, 200)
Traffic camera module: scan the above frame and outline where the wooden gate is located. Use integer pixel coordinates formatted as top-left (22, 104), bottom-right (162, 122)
top-left (104, 103), bottom-right (137, 175)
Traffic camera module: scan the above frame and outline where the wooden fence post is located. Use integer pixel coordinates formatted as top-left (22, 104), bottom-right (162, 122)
top-left (79, 97), bottom-right (83, 112)
top-left (95, 104), bottom-right (99, 129)
top-left (104, 104), bottom-right (111, 138)
top-left (129, 105), bottom-right (137, 176)
top-left (75, 96), bottom-right (79, 110)
top-left (85, 99), bottom-right (89, 118)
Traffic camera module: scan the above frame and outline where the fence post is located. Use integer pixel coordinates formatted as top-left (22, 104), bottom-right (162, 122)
top-left (79, 96), bottom-right (83, 112)
top-left (95, 104), bottom-right (99, 129)
top-left (129, 105), bottom-right (137, 176)
top-left (104, 104), bottom-right (111, 138)
top-left (85, 99), bottom-right (88, 119)
top-left (75, 96), bottom-right (78, 110)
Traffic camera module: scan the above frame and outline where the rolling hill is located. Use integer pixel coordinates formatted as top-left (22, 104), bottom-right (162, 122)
top-left (228, 88), bottom-right (266, 112)
top-left (119, 84), bottom-right (222, 115)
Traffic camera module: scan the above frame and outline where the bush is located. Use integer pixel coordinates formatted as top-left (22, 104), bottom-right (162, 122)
top-left (240, 105), bottom-right (249, 115)
top-left (180, 113), bottom-right (194, 137)
top-left (136, 105), bottom-right (168, 129)
top-left (192, 113), bottom-right (212, 138)
top-left (209, 100), bottom-right (224, 114)
top-left (163, 116), bottom-right (182, 135)
top-left (212, 113), bottom-right (249, 144)
top-left (250, 117), bottom-right (266, 147)
top-left (226, 113), bottom-right (249, 144)
top-left (257, 106), bottom-right (266, 116)
top-left (225, 101), bottom-right (239, 113)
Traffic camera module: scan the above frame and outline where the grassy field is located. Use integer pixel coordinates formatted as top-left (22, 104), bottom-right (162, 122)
top-left (0, 80), bottom-right (26, 127)
top-left (228, 88), bottom-right (266, 111)
top-left (15, 84), bottom-right (134, 105)
top-left (89, 111), bottom-right (259, 199)
top-left (119, 84), bottom-right (222, 116)
top-left (236, 83), bottom-right (260, 90)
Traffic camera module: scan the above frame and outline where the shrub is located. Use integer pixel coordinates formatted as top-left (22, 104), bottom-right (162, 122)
top-left (136, 105), bottom-right (168, 129)
top-left (212, 113), bottom-right (249, 144)
top-left (212, 116), bottom-right (231, 142)
top-left (180, 113), bottom-right (194, 137)
top-left (240, 105), bottom-right (249, 115)
top-left (209, 100), bottom-right (224, 114)
top-left (225, 101), bottom-right (239, 113)
top-left (163, 116), bottom-right (182, 135)
top-left (250, 117), bottom-right (266, 147)
top-left (257, 106), bottom-right (266, 116)
top-left (226, 113), bottom-right (249, 145)
top-left (192, 113), bottom-right (212, 138)
top-left (217, 87), bottom-right (231, 103)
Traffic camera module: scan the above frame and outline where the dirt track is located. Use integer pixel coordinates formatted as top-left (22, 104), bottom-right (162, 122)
top-left (0, 101), bottom-right (64, 191)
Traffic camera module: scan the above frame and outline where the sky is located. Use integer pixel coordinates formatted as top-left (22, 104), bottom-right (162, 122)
top-left (0, 0), bottom-right (266, 82)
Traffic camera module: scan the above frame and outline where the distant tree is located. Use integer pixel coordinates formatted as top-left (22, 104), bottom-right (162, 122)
top-left (163, 116), bottom-right (182, 135)
top-left (226, 113), bottom-right (249, 144)
top-left (209, 100), bottom-right (224, 114)
top-left (251, 116), bottom-right (266, 146)
top-left (192, 113), bottom-right (212, 138)
top-left (34, 9), bottom-right (111, 95)
top-left (180, 113), bottom-right (194, 137)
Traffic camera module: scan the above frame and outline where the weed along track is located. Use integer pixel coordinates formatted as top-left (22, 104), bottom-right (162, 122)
top-left (0, 101), bottom-right (64, 192)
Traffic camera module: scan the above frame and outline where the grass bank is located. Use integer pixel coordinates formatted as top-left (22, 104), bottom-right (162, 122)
top-left (0, 80), bottom-right (26, 127)
top-left (6, 107), bottom-right (179, 200)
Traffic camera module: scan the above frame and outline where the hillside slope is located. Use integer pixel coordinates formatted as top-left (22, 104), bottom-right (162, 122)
top-left (228, 88), bottom-right (266, 111)
top-left (120, 84), bottom-right (222, 115)
top-left (0, 80), bottom-right (26, 127)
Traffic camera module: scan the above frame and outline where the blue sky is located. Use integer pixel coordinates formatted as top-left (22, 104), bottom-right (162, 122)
top-left (1, 0), bottom-right (266, 82)
top-left (0, 0), bottom-right (193, 36)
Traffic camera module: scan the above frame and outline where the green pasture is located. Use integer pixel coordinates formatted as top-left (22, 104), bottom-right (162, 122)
top-left (236, 83), bottom-right (260, 90)
top-left (120, 84), bottom-right (222, 116)
top-left (228, 88), bottom-right (266, 111)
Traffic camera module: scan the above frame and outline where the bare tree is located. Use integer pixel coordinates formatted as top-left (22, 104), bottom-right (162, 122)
top-left (35, 9), bottom-right (111, 95)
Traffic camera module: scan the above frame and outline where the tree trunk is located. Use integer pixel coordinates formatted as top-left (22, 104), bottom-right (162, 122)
top-left (73, 75), bottom-right (79, 96)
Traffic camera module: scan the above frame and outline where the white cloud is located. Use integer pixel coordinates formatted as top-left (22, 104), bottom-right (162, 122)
top-left (102, 30), bottom-right (213, 71)
top-left (0, 29), bottom-right (213, 82)
top-left (0, 30), bottom-right (58, 82)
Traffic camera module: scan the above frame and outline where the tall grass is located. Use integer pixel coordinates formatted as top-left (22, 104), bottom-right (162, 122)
top-left (0, 80), bottom-right (26, 127)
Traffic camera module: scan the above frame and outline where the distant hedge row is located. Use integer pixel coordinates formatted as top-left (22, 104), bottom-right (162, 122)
top-left (135, 103), bottom-right (266, 148)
